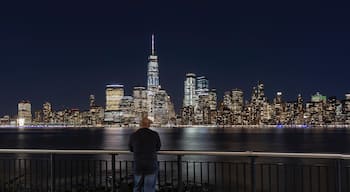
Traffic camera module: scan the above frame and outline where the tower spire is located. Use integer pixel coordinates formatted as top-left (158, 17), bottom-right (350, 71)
top-left (151, 34), bottom-right (155, 55)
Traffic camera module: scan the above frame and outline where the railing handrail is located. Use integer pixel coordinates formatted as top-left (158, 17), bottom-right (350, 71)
top-left (0, 149), bottom-right (349, 159)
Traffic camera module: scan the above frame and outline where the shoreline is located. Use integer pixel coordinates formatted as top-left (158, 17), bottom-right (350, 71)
top-left (0, 124), bottom-right (350, 129)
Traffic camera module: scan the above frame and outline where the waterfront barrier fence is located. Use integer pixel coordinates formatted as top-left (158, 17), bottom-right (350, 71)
top-left (0, 149), bottom-right (349, 192)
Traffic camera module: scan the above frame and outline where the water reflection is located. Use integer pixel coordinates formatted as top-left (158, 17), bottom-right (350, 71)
top-left (0, 127), bottom-right (348, 153)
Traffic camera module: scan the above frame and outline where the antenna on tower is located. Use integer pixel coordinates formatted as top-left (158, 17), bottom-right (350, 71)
top-left (151, 34), bottom-right (155, 55)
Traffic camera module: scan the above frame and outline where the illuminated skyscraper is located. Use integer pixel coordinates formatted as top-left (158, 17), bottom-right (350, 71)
top-left (88, 95), bottom-right (104, 126)
top-left (133, 86), bottom-right (148, 122)
top-left (196, 76), bottom-right (209, 96)
top-left (231, 89), bottom-right (244, 124)
top-left (305, 92), bottom-right (327, 125)
top-left (89, 94), bottom-right (96, 107)
top-left (153, 90), bottom-right (176, 125)
top-left (147, 34), bottom-right (160, 120)
top-left (105, 84), bottom-right (124, 111)
top-left (119, 96), bottom-right (135, 124)
top-left (345, 93), bottom-right (350, 124)
top-left (42, 102), bottom-right (52, 123)
top-left (273, 92), bottom-right (285, 124)
top-left (183, 73), bottom-right (197, 107)
top-left (18, 100), bottom-right (32, 125)
top-left (104, 84), bottom-right (124, 123)
top-left (208, 89), bottom-right (218, 124)
top-left (231, 89), bottom-right (244, 113)
top-left (147, 34), bottom-right (160, 91)
top-left (250, 82), bottom-right (268, 124)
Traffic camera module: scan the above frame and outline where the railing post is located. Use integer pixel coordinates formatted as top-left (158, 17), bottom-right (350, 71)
top-left (250, 156), bottom-right (256, 192)
top-left (111, 154), bottom-right (116, 192)
top-left (177, 155), bottom-right (183, 192)
top-left (336, 159), bottom-right (342, 192)
top-left (50, 153), bottom-right (55, 192)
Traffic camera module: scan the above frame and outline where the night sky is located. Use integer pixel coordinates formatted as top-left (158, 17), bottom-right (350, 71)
top-left (0, 1), bottom-right (349, 115)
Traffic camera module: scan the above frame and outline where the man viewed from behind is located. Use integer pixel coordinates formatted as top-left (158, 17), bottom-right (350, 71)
top-left (129, 116), bottom-right (161, 192)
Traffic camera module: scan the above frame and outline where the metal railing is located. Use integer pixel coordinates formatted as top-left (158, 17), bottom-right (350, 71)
top-left (0, 149), bottom-right (349, 192)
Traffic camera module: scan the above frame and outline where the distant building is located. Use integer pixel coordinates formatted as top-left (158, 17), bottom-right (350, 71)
top-left (196, 76), bottom-right (209, 96)
top-left (104, 84), bottom-right (124, 123)
top-left (43, 102), bottom-right (52, 123)
top-left (105, 84), bottom-right (124, 111)
top-left (325, 96), bottom-right (337, 124)
top-left (309, 92), bottom-right (327, 125)
top-left (70, 109), bottom-right (81, 125)
top-left (147, 34), bottom-right (161, 121)
top-left (33, 110), bottom-right (42, 123)
top-left (191, 76), bottom-right (211, 124)
top-left (0, 115), bottom-right (10, 125)
top-left (345, 93), bottom-right (350, 124)
top-left (17, 100), bottom-right (32, 126)
top-left (195, 93), bottom-right (211, 124)
top-left (335, 100), bottom-right (344, 124)
top-left (295, 94), bottom-right (305, 124)
top-left (208, 89), bottom-right (218, 124)
top-left (133, 86), bottom-right (148, 123)
top-left (88, 95), bottom-right (104, 126)
top-left (181, 73), bottom-right (216, 125)
top-left (153, 90), bottom-right (175, 125)
top-left (273, 92), bottom-right (285, 124)
top-left (250, 82), bottom-right (268, 124)
top-left (183, 73), bottom-right (197, 107)
top-left (223, 91), bottom-right (232, 109)
top-left (231, 89), bottom-right (244, 124)
top-left (181, 106), bottom-right (195, 125)
top-left (119, 96), bottom-right (135, 125)
top-left (311, 92), bottom-right (327, 103)
top-left (89, 94), bottom-right (96, 108)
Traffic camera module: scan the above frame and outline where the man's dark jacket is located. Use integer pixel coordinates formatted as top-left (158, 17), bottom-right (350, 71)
top-left (129, 128), bottom-right (161, 175)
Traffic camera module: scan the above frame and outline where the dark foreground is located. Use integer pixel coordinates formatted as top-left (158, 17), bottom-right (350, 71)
top-left (0, 127), bottom-right (349, 191)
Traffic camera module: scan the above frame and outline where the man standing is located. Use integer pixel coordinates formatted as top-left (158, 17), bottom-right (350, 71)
top-left (129, 117), bottom-right (161, 192)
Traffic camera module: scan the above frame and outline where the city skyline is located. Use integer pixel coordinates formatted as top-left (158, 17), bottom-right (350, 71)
top-left (2, 63), bottom-right (350, 126)
top-left (3, 73), bottom-right (350, 117)
top-left (0, 1), bottom-right (349, 116)
top-left (1, 31), bottom-right (349, 116)
top-left (1, 32), bottom-right (349, 127)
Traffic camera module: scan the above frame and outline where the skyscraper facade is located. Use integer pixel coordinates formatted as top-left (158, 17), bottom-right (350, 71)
top-left (18, 100), bottom-right (32, 125)
top-left (147, 34), bottom-right (160, 121)
top-left (105, 84), bottom-right (124, 111)
top-left (196, 76), bottom-right (209, 96)
top-left (183, 73), bottom-right (197, 107)
top-left (147, 34), bottom-right (160, 91)
top-left (104, 84), bottom-right (124, 123)
top-left (231, 89), bottom-right (244, 124)
top-left (345, 93), bottom-right (350, 124)
top-left (133, 86), bottom-right (148, 122)
top-left (42, 102), bottom-right (52, 123)
top-left (145, 34), bottom-right (174, 125)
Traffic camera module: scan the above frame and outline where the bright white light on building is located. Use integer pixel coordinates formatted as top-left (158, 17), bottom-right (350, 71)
top-left (17, 118), bottom-right (25, 127)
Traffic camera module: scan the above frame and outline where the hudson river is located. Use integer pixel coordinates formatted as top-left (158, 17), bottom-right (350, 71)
top-left (1, 127), bottom-right (349, 153)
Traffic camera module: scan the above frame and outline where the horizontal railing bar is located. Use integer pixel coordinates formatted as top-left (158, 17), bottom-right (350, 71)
top-left (0, 149), bottom-right (349, 159)
top-left (159, 151), bottom-right (350, 159)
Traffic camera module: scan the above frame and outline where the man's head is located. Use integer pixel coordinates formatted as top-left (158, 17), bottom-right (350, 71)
top-left (140, 117), bottom-right (152, 128)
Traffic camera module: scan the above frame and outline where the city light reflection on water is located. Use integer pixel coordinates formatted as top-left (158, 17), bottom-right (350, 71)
top-left (0, 127), bottom-right (348, 153)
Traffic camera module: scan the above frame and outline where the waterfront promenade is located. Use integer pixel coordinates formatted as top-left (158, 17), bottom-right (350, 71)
top-left (0, 149), bottom-right (348, 192)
